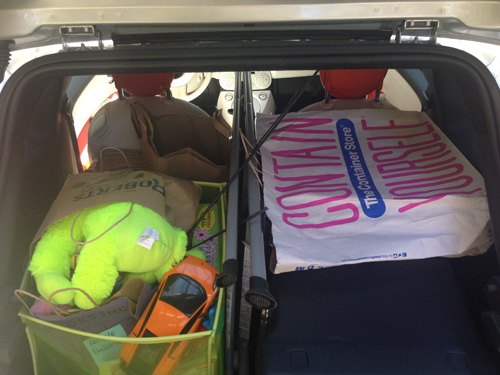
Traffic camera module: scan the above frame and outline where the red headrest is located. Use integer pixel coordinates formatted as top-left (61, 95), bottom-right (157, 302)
top-left (319, 69), bottom-right (388, 99)
top-left (112, 73), bottom-right (175, 96)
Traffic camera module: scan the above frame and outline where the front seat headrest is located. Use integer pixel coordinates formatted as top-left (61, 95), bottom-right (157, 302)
top-left (320, 69), bottom-right (388, 99)
top-left (113, 73), bottom-right (175, 96)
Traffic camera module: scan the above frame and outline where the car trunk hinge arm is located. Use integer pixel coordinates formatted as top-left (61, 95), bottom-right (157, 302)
top-left (394, 20), bottom-right (439, 44)
top-left (60, 26), bottom-right (103, 52)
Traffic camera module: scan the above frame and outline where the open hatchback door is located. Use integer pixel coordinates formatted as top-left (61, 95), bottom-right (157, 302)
top-left (1, 1), bottom-right (500, 374)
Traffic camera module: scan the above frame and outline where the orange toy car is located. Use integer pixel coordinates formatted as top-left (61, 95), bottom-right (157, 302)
top-left (120, 254), bottom-right (219, 375)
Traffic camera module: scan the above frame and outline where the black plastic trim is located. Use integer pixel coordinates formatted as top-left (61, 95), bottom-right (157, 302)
top-left (112, 29), bottom-right (393, 45)
top-left (246, 276), bottom-right (277, 310)
top-left (217, 258), bottom-right (238, 288)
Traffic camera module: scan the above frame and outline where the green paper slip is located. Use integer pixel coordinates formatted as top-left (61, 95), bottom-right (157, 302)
top-left (83, 324), bottom-right (127, 366)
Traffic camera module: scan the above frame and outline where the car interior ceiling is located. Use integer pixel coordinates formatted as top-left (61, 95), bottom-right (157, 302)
top-left (2, 42), bottom-right (500, 374)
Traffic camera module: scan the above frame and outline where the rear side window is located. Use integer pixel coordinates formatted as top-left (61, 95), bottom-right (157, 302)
top-left (160, 274), bottom-right (207, 316)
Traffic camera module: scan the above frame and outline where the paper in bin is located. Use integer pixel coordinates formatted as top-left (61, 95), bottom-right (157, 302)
top-left (256, 109), bottom-right (492, 273)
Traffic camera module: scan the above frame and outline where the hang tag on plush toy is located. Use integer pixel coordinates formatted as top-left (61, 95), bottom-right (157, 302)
top-left (137, 227), bottom-right (160, 250)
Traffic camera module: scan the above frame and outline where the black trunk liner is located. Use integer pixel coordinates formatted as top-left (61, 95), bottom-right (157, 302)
top-left (259, 257), bottom-right (499, 374)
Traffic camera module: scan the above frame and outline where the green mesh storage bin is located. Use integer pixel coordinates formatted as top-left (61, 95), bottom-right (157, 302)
top-left (19, 182), bottom-right (226, 375)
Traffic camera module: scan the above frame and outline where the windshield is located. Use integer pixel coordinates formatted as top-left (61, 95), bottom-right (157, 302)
top-left (160, 274), bottom-right (207, 317)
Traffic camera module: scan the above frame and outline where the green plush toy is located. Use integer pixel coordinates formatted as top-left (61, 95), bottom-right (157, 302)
top-left (29, 202), bottom-right (187, 310)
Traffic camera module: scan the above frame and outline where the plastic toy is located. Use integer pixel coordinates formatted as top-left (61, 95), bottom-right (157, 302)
top-left (120, 254), bottom-right (219, 375)
top-left (29, 202), bottom-right (187, 310)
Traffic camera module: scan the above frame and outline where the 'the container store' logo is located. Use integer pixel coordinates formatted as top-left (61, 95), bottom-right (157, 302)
top-left (337, 118), bottom-right (386, 218)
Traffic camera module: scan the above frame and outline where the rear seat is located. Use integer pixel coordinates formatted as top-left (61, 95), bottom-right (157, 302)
top-left (87, 73), bottom-right (209, 165)
top-left (255, 70), bottom-right (499, 374)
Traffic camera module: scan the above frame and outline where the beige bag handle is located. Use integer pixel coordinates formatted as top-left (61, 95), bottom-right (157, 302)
top-left (14, 289), bottom-right (66, 317)
top-left (70, 203), bottom-right (134, 245)
top-left (14, 287), bottom-right (98, 317)
top-left (48, 287), bottom-right (99, 308)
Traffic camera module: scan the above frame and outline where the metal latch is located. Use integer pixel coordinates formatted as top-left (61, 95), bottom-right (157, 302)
top-left (395, 20), bottom-right (439, 44)
top-left (60, 25), bottom-right (103, 51)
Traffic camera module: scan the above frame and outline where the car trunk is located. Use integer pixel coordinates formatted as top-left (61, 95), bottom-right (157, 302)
top-left (1, 37), bottom-right (500, 374)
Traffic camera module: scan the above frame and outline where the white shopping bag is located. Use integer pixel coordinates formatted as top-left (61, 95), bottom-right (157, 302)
top-left (256, 109), bottom-right (492, 273)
